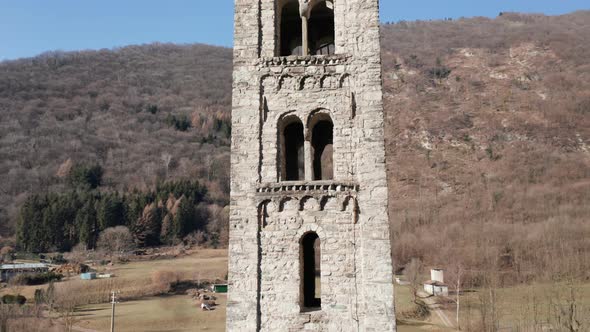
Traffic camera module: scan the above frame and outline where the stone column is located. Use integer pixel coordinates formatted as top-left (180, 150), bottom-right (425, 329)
top-left (304, 140), bottom-right (313, 181)
top-left (299, 0), bottom-right (310, 56)
top-left (301, 15), bottom-right (309, 56)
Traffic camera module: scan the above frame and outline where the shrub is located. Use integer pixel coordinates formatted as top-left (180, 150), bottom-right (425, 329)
top-left (184, 231), bottom-right (207, 247)
top-left (427, 66), bottom-right (451, 80)
top-left (34, 289), bottom-right (45, 304)
top-left (2, 294), bottom-right (27, 305)
top-left (0, 246), bottom-right (14, 256)
top-left (11, 272), bottom-right (63, 286)
top-left (573, 97), bottom-right (590, 115)
top-left (48, 254), bottom-right (67, 265)
top-left (165, 114), bottom-right (191, 131)
top-left (398, 299), bottom-right (430, 320)
top-left (0, 246), bottom-right (15, 261)
top-left (97, 226), bottom-right (135, 259)
top-left (145, 104), bottom-right (159, 114)
top-left (151, 270), bottom-right (180, 294)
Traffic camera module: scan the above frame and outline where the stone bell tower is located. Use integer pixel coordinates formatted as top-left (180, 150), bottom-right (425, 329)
top-left (227, 0), bottom-right (396, 331)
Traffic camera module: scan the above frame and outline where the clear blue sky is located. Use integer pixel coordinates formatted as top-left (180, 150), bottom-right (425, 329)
top-left (1, 0), bottom-right (588, 61)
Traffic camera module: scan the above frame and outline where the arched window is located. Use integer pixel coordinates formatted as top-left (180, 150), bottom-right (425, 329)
top-left (308, 1), bottom-right (335, 55)
top-left (280, 1), bottom-right (303, 56)
top-left (281, 117), bottom-right (305, 181)
top-left (310, 114), bottom-right (334, 181)
top-left (301, 232), bottom-right (321, 309)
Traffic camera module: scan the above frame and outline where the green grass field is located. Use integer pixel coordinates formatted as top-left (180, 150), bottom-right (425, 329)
top-left (74, 249), bottom-right (229, 332)
top-left (394, 282), bottom-right (417, 313)
top-left (394, 281), bottom-right (590, 331)
top-left (5, 249), bottom-right (590, 331)
top-left (112, 249), bottom-right (228, 281)
top-left (77, 266), bottom-right (590, 332)
top-left (77, 294), bottom-right (227, 332)
top-left (395, 283), bottom-right (457, 332)
top-left (458, 282), bottom-right (590, 330)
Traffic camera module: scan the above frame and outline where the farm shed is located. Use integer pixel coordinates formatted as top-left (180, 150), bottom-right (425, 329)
top-left (0, 263), bottom-right (49, 282)
top-left (423, 281), bottom-right (449, 296)
top-left (80, 272), bottom-right (97, 280)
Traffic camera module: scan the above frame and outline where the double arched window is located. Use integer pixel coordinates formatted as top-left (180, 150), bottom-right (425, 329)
top-left (278, 0), bottom-right (335, 56)
top-left (279, 112), bottom-right (333, 182)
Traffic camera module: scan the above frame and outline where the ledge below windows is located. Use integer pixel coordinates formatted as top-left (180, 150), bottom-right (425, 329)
top-left (258, 54), bottom-right (350, 68)
top-left (256, 181), bottom-right (358, 197)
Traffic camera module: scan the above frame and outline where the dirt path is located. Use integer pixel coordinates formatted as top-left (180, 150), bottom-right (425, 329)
top-left (418, 291), bottom-right (455, 329)
top-left (73, 326), bottom-right (99, 332)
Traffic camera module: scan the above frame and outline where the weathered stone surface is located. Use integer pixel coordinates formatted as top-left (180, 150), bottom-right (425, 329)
top-left (228, 0), bottom-right (395, 331)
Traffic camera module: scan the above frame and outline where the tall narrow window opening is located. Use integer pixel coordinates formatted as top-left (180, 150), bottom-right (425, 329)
top-left (308, 2), bottom-right (335, 55)
top-left (280, 1), bottom-right (303, 56)
top-left (301, 232), bottom-right (321, 309)
top-left (282, 119), bottom-right (305, 181)
top-left (311, 116), bottom-right (334, 181)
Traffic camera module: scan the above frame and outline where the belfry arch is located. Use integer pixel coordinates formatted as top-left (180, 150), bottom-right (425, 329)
top-left (308, 1), bottom-right (335, 55)
top-left (279, 0), bottom-right (303, 56)
top-left (279, 115), bottom-right (305, 181)
top-left (277, 0), bottom-right (335, 56)
top-left (308, 111), bottom-right (334, 181)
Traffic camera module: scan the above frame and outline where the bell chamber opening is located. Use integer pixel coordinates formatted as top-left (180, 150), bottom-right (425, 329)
top-left (277, 0), bottom-right (335, 56)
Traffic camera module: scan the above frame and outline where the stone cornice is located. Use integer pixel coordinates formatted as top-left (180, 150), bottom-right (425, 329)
top-left (257, 54), bottom-right (351, 68)
top-left (256, 181), bottom-right (358, 198)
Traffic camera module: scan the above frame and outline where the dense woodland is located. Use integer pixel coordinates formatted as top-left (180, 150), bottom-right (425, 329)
top-left (382, 11), bottom-right (590, 285)
top-left (16, 163), bottom-right (225, 253)
top-left (0, 43), bottom-right (232, 250)
top-left (1, 12), bottom-right (589, 285)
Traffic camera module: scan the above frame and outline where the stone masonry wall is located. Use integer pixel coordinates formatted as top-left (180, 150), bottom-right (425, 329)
top-left (228, 0), bottom-right (396, 331)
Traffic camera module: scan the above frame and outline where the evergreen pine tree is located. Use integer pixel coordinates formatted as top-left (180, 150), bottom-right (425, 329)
top-left (173, 197), bottom-right (194, 239)
top-left (76, 199), bottom-right (98, 249)
top-left (17, 195), bottom-right (46, 253)
top-left (97, 193), bottom-right (125, 230)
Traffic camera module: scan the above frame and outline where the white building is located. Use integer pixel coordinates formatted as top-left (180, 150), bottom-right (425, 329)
top-left (423, 268), bottom-right (449, 296)
top-left (423, 281), bottom-right (449, 296)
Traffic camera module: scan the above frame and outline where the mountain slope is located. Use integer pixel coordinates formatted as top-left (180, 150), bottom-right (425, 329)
top-left (0, 43), bottom-right (232, 236)
top-left (1, 12), bottom-right (589, 281)
top-left (381, 11), bottom-right (590, 281)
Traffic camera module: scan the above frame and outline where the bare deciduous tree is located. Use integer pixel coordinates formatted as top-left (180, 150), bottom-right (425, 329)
top-left (97, 226), bottom-right (135, 261)
top-left (547, 283), bottom-right (589, 332)
top-left (445, 263), bottom-right (463, 330)
top-left (151, 270), bottom-right (181, 294)
top-left (478, 271), bottom-right (501, 332)
top-left (405, 258), bottom-right (424, 303)
top-left (55, 297), bottom-right (79, 332)
top-left (161, 153), bottom-right (173, 178)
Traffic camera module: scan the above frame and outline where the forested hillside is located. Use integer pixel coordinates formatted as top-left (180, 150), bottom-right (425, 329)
top-left (1, 12), bottom-right (589, 283)
top-left (0, 44), bottom-right (232, 245)
top-left (382, 11), bottom-right (590, 283)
